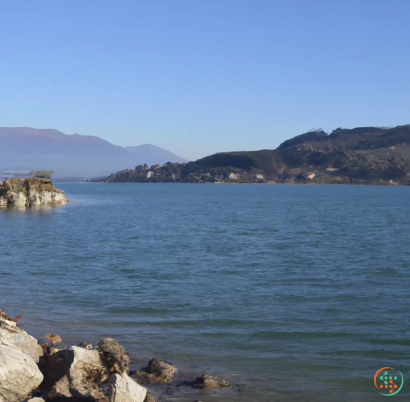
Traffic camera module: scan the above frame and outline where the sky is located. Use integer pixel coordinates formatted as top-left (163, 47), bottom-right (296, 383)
top-left (1, 0), bottom-right (409, 161)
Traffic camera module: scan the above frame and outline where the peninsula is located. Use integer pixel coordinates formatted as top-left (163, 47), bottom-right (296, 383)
top-left (96, 125), bottom-right (410, 185)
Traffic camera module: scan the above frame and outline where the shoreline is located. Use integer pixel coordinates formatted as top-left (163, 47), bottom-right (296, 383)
top-left (87, 180), bottom-right (409, 186)
top-left (0, 313), bottom-right (233, 402)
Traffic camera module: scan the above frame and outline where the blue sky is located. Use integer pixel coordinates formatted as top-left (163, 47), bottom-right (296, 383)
top-left (1, 0), bottom-right (409, 160)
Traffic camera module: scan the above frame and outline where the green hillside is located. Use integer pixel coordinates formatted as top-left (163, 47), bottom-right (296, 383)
top-left (96, 125), bottom-right (410, 185)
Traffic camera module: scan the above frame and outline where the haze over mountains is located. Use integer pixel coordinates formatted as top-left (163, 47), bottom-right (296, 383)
top-left (0, 127), bottom-right (187, 179)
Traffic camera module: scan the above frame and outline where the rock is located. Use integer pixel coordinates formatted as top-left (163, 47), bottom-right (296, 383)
top-left (189, 373), bottom-right (231, 389)
top-left (40, 349), bottom-right (75, 391)
top-left (0, 310), bottom-right (22, 324)
top-left (97, 338), bottom-right (130, 374)
top-left (0, 178), bottom-right (68, 207)
top-left (0, 317), bottom-right (43, 362)
top-left (27, 399), bottom-right (46, 402)
top-left (145, 358), bottom-right (177, 382)
top-left (77, 341), bottom-right (93, 350)
top-left (143, 393), bottom-right (158, 402)
top-left (40, 334), bottom-right (62, 347)
top-left (0, 345), bottom-right (43, 402)
top-left (100, 373), bottom-right (147, 402)
top-left (43, 346), bottom-right (109, 400)
top-left (131, 358), bottom-right (177, 384)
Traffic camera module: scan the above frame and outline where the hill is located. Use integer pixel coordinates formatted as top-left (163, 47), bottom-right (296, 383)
top-left (97, 125), bottom-right (410, 185)
top-left (0, 127), bottom-right (187, 179)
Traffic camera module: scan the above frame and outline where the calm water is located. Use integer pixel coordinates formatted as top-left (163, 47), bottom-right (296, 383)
top-left (1, 183), bottom-right (409, 401)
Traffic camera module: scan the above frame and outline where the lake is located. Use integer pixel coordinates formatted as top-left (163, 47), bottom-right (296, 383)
top-left (1, 183), bottom-right (409, 401)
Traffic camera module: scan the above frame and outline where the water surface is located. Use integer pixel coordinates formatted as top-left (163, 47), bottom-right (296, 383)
top-left (1, 183), bottom-right (409, 401)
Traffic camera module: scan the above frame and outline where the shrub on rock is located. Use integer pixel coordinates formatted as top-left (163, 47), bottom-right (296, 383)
top-left (97, 338), bottom-right (130, 374)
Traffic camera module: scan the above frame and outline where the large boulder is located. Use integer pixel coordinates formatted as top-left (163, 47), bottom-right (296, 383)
top-left (96, 338), bottom-right (130, 374)
top-left (0, 178), bottom-right (68, 207)
top-left (100, 373), bottom-right (147, 402)
top-left (0, 317), bottom-right (43, 362)
top-left (0, 345), bottom-right (43, 402)
top-left (43, 346), bottom-right (109, 400)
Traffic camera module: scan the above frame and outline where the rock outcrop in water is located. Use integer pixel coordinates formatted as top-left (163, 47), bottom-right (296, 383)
top-left (95, 124), bottom-right (410, 185)
top-left (0, 310), bottom-right (231, 402)
top-left (0, 177), bottom-right (68, 207)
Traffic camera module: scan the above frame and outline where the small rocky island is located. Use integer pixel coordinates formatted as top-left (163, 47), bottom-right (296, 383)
top-left (95, 125), bottom-right (410, 185)
top-left (0, 177), bottom-right (68, 208)
top-left (0, 311), bottom-right (230, 402)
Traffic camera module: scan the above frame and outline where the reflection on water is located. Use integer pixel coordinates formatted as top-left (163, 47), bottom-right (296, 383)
top-left (0, 205), bottom-right (56, 213)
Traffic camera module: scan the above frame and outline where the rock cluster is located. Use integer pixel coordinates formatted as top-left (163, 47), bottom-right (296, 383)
top-left (0, 312), bottom-right (231, 402)
top-left (0, 178), bottom-right (68, 208)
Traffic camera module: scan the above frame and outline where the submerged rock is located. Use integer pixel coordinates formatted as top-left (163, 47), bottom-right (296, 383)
top-left (188, 373), bottom-right (231, 389)
top-left (146, 358), bottom-right (177, 381)
top-left (0, 345), bottom-right (43, 402)
top-left (131, 358), bottom-right (177, 384)
top-left (0, 317), bottom-right (43, 363)
top-left (97, 338), bottom-right (130, 374)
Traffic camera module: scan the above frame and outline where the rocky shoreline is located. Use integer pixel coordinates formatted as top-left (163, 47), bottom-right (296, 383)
top-left (0, 178), bottom-right (68, 208)
top-left (0, 311), bottom-right (230, 402)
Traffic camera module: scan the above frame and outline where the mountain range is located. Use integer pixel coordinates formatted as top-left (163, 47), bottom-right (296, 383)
top-left (99, 125), bottom-right (410, 185)
top-left (0, 127), bottom-right (187, 179)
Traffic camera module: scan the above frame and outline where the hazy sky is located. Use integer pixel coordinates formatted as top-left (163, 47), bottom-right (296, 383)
top-left (1, 0), bottom-right (409, 160)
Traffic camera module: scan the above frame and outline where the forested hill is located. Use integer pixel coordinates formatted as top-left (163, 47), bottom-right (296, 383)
top-left (96, 125), bottom-right (410, 185)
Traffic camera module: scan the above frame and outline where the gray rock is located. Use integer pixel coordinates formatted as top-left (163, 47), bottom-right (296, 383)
top-left (0, 345), bottom-right (43, 402)
top-left (0, 317), bottom-right (43, 362)
top-left (100, 373), bottom-right (147, 402)
top-left (0, 178), bottom-right (68, 207)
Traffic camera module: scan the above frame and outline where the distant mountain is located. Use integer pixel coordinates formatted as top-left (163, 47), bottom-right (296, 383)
top-left (98, 125), bottom-right (410, 185)
top-left (125, 144), bottom-right (187, 164)
top-left (0, 127), bottom-right (187, 178)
